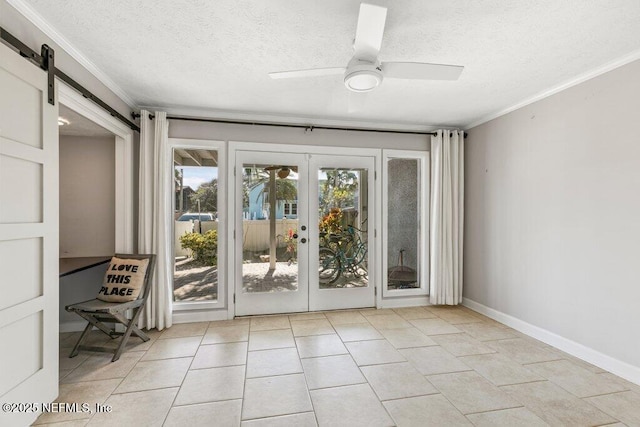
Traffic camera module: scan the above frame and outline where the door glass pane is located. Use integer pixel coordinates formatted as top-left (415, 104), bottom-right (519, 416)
top-left (318, 168), bottom-right (368, 289)
top-left (387, 158), bottom-right (420, 289)
top-left (242, 164), bottom-right (299, 293)
top-left (173, 149), bottom-right (219, 301)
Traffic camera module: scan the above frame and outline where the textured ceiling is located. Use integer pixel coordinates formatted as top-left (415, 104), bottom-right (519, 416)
top-left (21, 0), bottom-right (640, 129)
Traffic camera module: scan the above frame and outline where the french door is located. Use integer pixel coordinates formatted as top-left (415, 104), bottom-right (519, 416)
top-left (234, 150), bottom-right (375, 315)
top-left (308, 155), bottom-right (375, 311)
top-left (235, 151), bottom-right (309, 315)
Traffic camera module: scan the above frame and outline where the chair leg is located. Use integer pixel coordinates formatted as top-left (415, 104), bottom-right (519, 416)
top-left (69, 321), bottom-right (93, 358)
top-left (129, 325), bottom-right (150, 341)
top-left (111, 329), bottom-right (132, 362)
top-left (110, 308), bottom-right (148, 362)
top-left (111, 315), bottom-right (136, 362)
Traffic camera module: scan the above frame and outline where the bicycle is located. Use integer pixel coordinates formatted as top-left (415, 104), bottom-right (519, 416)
top-left (318, 224), bottom-right (368, 285)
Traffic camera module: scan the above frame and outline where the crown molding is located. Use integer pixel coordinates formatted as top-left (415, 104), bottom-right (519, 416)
top-left (7, 0), bottom-right (137, 108)
top-left (464, 48), bottom-right (640, 130)
top-left (143, 104), bottom-right (444, 133)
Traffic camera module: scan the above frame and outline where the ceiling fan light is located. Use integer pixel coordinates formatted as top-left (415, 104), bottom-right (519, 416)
top-left (344, 70), bottom-right (381, 92)
top-left (277, 167), bottom-right (290, 179)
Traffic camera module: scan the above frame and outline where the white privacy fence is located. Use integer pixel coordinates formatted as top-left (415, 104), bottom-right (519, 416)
top-left (174, 219), bottom-right (299, 256)
top-left (174, 221), bottom-right (194, 256)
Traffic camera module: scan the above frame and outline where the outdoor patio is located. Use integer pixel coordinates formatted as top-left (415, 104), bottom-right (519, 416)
top-left (173, 245), bottom-right (370, 303)
top-left (173, 256), bottom-right (218, 301)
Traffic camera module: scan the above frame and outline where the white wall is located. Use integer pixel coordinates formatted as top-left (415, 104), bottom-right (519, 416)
top-left (465, 59), bottom-right (640, 379)
top-left (169, 120), bottom-right (429, 150)
top-left (59, 135), bottom-right (115, 257)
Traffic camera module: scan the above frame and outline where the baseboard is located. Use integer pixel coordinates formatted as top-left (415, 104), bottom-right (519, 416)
top-left (380, 295), bottom-right (431, 309)
top-left (462, 297), bottom-right (640, 386)
top-left (172, 308), bottom-right (230, 324)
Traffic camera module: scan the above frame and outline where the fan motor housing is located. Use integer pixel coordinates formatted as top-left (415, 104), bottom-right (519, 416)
top-left (344, 59), bottom-right (383, 92)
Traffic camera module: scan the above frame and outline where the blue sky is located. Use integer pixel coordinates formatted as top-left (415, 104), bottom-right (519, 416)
top-left (176, 166), bottom-right (217, 190)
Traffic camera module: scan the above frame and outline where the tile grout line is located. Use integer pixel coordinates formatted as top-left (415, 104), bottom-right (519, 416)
top-left (239, 321), bottom-right (254, 423)
top-left (376, 390), bottom-right (442, 403)
top-left (495, 379), bottom-right (551, 388)
top-left (291, 325), bottom-right (321, 427)
top-left (461, 403), bottom-right (526, 416)
top-left (520, 356), bottom-right (569, 365)
top-left (159, 325), bottom-right (205, 426)
top-left (345, 334), bottom-right (414, 426)
top-left (581, 389), bottom-right (632, 399)
top-left (170, 396), bottom-right (243, 408)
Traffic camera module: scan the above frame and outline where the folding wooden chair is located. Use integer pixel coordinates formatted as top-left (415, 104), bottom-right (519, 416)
top-left (66, 254), bottom-right (157, 362)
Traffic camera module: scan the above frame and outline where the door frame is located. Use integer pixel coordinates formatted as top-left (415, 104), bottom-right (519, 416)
top-left (58, 83), bottom-right (135, 254)
top-left (228, 141), bottom-right (382, 315)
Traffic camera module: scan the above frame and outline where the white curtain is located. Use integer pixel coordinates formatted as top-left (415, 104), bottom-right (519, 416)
top-left (430, 129), bottom-right (464, 305)
top-left (138, 110), bottom-right (173, 330)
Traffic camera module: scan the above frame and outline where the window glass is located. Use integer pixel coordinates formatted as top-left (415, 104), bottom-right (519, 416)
top-left (173, 149), bottom-right (219, 302)
top-left (387, 158), bottom-right (420, 290)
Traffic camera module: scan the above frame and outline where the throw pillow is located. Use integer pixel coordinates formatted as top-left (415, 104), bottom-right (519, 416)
top-left (97, 257), bottom-right (150, 302)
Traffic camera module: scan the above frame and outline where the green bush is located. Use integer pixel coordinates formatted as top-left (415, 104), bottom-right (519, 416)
top-left (180, 230), bottom-right (218, 266)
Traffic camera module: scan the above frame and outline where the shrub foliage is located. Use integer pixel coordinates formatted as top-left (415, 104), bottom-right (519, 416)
top-left (180, 230), bottom-right (218, 266)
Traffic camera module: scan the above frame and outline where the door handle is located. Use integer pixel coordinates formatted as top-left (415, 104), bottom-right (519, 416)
top-left (300, 238), bottom-right (307, 244)
top-left (301, 225), bottom-right (307, 231)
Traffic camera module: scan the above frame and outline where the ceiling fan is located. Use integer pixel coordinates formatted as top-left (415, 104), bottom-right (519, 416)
top-left (269, 3), bottom-right (464, 92)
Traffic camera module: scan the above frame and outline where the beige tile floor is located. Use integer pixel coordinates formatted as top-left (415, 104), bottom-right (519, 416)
top-left (35, 305), bottom-right (640, 426)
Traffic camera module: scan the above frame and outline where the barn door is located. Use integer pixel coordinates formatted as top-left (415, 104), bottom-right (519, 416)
top-left (0, 41), bottom-right (59, 425)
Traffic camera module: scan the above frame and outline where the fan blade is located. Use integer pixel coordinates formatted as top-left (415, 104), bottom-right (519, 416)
top-left (382, 62), bottom-right (464, 80)
top-left (353, 3), bottom-right (387, 61)
top-left (269, 67), bottom-right (345, 79)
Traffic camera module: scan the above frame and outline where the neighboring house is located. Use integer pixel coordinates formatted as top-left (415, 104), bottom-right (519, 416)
top-left (245, 181), bottom-right (298, 220)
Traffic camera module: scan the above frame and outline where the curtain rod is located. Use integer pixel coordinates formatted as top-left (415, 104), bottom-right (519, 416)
top-left (1, 27), bottom-right (140, 132)
top-left (134, 113), bottom-right (467, 137)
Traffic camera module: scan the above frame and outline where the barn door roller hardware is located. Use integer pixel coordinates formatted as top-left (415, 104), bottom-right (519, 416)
top-left (41, 44), bottom-right (55, 105)
top-left (0, 28), bottom-right (55, 105)
top-left (0, 27), bottom-right (140, 132)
